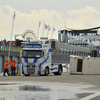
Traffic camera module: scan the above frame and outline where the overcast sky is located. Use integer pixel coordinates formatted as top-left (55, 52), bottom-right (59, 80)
top-left (0, 0), bottom-right (100, 40)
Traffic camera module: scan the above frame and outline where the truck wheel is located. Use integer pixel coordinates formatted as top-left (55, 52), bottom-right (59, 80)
top-left (24, 74), bottom-right (30, 76)
top-left (45, 67), bottom-right (49, 76)
top-left (58, 66), bottom-right (62, 75)
top-left (54, 66), bottom-right (62, 75)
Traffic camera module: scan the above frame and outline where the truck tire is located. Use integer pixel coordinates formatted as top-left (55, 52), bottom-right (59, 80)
top-left (54, 66), bottom-right (62, 75)
top-left (24, 74), bottom-right (30, 76)
top-left (45, 67), bottom-right (49, 76)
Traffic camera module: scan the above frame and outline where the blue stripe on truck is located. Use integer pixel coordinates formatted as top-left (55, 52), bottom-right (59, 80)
top-left (38, 49), bottom-right (51, 75)
top-left (34, 59), bottom-right (38, 63)
top-left (24, 58), bottom-right (28, 62)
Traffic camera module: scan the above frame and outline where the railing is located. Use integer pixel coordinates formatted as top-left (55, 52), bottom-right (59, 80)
top-left (0, 45), bottom-right (22, 52)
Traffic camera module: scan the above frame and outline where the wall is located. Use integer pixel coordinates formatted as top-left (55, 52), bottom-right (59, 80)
top-left (0, 51), bottom-right (20, 72)
top-left (83, 58), bottom-right (100, 74)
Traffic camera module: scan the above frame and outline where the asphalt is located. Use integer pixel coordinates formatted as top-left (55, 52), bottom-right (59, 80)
top-left (0, 72), bottom-right (100, 100)
top-left (0, 72), bottom-right (100, 85)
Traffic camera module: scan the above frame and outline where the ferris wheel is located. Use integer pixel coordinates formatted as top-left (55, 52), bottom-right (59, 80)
top-left (15, 29), bottom-right (36, 41)
top-left (22, 29), bottom-right (36, 40)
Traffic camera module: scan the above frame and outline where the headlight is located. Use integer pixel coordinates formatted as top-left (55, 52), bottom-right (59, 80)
top-left (35, 63), bottom-right (39, 67)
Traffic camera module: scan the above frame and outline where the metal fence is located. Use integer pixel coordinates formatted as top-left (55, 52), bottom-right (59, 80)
top-left (0, 45), bottom-right (22, 52)
top-left (51, 41), bottom-right (92, 64)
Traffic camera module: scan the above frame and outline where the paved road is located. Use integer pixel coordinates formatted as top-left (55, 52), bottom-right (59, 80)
top-left (0, 72), bottom-right (100, 91)
top-left (0, 72), bottom-right (100, 100)
top-left (0, 72), bottom-right (100, 85)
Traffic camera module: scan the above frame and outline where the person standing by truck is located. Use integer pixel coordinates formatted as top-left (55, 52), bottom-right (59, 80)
top-left (3, 60), bottom-right (10, 76)
top-left (11, 60), bottom-right (19, 76)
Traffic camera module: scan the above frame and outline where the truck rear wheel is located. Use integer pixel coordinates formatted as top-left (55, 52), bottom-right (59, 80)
top-left (54, 66), bottom-right (62, 75)
top-left (45, 67), bottom-right (49, 76)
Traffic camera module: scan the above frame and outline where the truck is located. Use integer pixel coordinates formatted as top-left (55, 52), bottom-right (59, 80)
top-left (20, 38), bottom-right (67, 76)
top-left (20, 36), bottom-right (93, 76)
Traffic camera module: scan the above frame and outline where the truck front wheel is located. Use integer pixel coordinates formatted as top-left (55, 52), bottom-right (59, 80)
top-left (24, 74), bottom-right (30, 76)
top-left (45, 67), bottom-right (49, 76)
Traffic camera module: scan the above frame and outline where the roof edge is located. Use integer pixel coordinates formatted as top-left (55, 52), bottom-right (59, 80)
top-left (66, 26), bottom-right (100, 31)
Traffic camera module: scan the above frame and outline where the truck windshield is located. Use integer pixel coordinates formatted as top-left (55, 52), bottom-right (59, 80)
top-left (22, 50), bottom-right (42, 58)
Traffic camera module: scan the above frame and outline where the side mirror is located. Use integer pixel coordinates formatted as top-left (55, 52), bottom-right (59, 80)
top-left (43, 51), bottom-right (44, 57)
top-left (41, 51), bottom-right (44, 57)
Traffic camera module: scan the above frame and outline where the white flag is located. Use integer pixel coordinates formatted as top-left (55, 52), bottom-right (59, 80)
top-left (92, 41), bottom-right (95, 45)
top-left (45, 23), bottom-right (49, 30)
top-left (72, 34), bottom-right (75, 39)
top-left (95, 40), bottom-right (99, 46)
top-left (39, 21), bottom-right (41, 27)
top-left (70, 34), bottom-right (72, 37)
top-left (79, 36), bottom-right (82, 41)
top-left (48, 25), bottom-right (51, 31)
top-left (63, 30), bottom-right (65, 36)
top-left (75, 35), bottom-right (78, 40)
top-left (13, 11), bottom-right (16, 19)
top-left (67, 32), bottom-right (70, 37)
top-left (58, 30), bottom-right (61, 34)
top-left (53, 27), bottom-right (55, 31)
top-left (75, 35), bottom-right (77, 40)
top-left (82, 37), bottom-right (86, 41)
top-left (87, 39), bottom-right (90, 44)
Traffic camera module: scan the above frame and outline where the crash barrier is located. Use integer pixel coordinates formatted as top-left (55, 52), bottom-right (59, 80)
top-left (0, 45), bottom-right (22, 52)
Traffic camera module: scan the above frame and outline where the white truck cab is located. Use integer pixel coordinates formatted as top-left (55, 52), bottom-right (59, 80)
top-left (20, 39), bottom-right (65, 76)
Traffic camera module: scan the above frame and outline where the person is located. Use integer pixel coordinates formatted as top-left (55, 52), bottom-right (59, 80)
top-left (11, 60), bottom-right (19, 76)
top-left (3, 60), bottom-right (10, 76)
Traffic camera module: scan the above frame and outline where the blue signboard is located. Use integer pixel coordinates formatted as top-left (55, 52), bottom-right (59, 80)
top-left (24, 44), bottom-right (42, 48)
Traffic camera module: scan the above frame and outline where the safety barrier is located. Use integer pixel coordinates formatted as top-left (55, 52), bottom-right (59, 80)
top-left (0, 45), bottom-right (22, 52)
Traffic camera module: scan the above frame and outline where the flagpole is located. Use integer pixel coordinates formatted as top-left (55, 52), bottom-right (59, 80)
top-left (37, 25), bottom-right (39, 40)
top-left (47, 30), bottom-right (49, 38)
top-left (47, 25), bottom-right (50, 39)
top-left (51, 27), bottom-right (53, 39)
top-left (42, 23), bottom-right (45, 37)
top-left (8, 11), bottom-right (15, 61)
top-left (37, 21), bottom-right (41, 40)
top-left (51, 26), bottom-right (55, 39)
